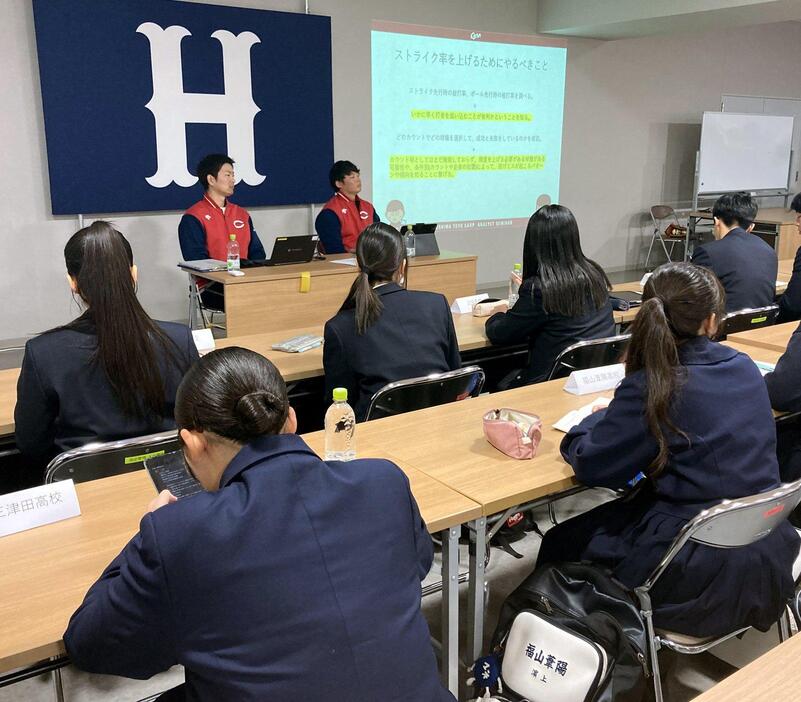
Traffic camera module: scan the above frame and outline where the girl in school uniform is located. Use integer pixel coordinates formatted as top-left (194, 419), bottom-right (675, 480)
top-left (323, 223), bottom-right (461, 421)
top-left (485, 204), bottom-right (615, 385)
top-left (14, 221), bottom-right (198, 477)
top-left (537, 262), bottom-right (799, 637)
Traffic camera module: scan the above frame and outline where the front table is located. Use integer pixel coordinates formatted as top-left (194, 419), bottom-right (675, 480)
top-left (184, 251), bottom-right (478, 337)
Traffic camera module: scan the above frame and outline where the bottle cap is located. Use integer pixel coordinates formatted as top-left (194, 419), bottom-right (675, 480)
top-left (229, 234), bottom-right (236, 241)
top-left (333, 387), bottom-right (348, 402)
top-left (513, 263), bottom-right (522, 271)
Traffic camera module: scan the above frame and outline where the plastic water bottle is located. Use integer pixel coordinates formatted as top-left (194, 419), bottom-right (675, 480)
top-left (404, 225), bottom-right (416, 258)
top-left (508, 263), bottom-right (522, 306)
top-left (226, 234), bottom-right (240, 271)
top-left (324, 388), bottom-right (356, 461)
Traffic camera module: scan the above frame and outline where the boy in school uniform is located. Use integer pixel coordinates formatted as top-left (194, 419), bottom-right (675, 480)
top-left (691, 192), bottom-right (777, 312)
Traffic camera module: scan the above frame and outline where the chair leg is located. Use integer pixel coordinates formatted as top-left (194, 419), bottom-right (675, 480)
top-left (644, 231), bottom-right (658, 269)
top-left (548, 500), bottom-right (558, 526)
top-left (642, 605), bottom-right (664, 702)
top-left (779, 606), bottom-right (793, 642)
top-left (658, 235), bottom-right (672, 264)
top-left (52, 668), bottom-right (65, 702)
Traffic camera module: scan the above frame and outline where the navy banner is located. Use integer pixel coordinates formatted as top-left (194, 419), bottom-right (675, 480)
top-left (32, 0), bottom-right (334, 215)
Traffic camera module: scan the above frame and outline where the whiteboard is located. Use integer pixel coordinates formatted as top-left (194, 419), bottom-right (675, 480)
top-left (698, 112), bottom-right (794, 193)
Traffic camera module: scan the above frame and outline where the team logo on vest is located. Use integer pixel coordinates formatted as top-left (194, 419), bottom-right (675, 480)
top-left (233, 219), bottom-right (245, 229)
top-left (205, 214), bottom-right (211, 220)
top-left (359, 210), bottom-right (369, 220)
top-left (341, 208), bottom-right (348, 214)
top-left (137, 23), bottom-right (266, 189)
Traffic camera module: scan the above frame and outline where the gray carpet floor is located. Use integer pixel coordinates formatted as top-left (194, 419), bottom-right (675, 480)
top-left (3, 489), bottom-right (779, 702)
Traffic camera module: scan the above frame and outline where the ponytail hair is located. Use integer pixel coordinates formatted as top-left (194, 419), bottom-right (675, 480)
top-left (340, 223), bottom-right (406, 334)
top-left (625, 262), bottom-right (725, 477)
top-left (175, 347), bottom-right (289, 444)
top-left (58, 221), bottom-right (188, 419)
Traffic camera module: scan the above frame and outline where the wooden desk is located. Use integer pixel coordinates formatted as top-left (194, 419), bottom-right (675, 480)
top-left (691, 630), bottom-right (801, 702)
top-left (187, 251), bottom-right (477, 337)
top-left (727, 321), bottom-right (797, 353)
top-left (0, 458), bottom-right (480, 695)
top-left (0, 369), bottom-right (18, 438)
top-left (689, 208), bottom-right (800, 260)
top-left (778, 257), bottom-right (795, 278)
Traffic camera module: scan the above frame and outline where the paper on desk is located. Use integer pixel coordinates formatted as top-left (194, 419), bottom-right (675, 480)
top-left (330, 258), bottom-right (358, 266)
top-left (755, 360), bottom-right (775, 377)
top-left (553, 397), bottom-right (613, 433)
top-left (451, 293), bottom-right (489, 314)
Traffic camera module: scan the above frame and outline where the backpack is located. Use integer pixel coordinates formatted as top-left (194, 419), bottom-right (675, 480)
top-left (481, 562), bottom-right (650, 702)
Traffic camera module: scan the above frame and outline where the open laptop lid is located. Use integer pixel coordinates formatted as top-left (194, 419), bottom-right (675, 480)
top-left (268, 235), bottom-right (317, 265)
top-left (400, 222), bottom-right (437, 236)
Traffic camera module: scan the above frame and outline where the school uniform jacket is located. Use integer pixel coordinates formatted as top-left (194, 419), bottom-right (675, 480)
top-left (14, 317), bottom-right (198, 466)
top-left (64, 434), bottom-right (454, 702)
top-left (778, 245), bottom-right (801, 323)
top-left (538, 336), bottom-right (799, 637)
top-left (691, 228), bottom-right (778, 312)
top-left (765, 321), bottom-right (801, 480)
top-left (485, 277), bottom-right (615, 384)
top-left (323, 283), bottom-right (461, 421)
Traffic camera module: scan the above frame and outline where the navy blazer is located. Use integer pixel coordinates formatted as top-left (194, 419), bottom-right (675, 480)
top-left (14, 318), bottom-right (198, 465)
top-left (323, 283), bottom-right (461, 420)
top-left (485, 277), bottom-right (615, 383)
top-left (691, 228), bottom-right (778, 312)
top-left (778, 245), bottom-right (801, 323)
top-left (64, 435), bottom-right (454, 702)
top-left (765, 321), bottom-right (801, 480)
top-left (538, 337), bottom-right (799, 636)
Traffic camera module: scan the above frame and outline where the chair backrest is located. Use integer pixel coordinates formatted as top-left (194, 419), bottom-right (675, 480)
top-left (547, 334), bottom-right (632, 381)
top-left (717, 305), bottom-right (779, 339)
top-left (650, 205), bottom-right (679, 230)
top-left (640, 478), bottom-right (801, 592)
top-left (45, 430), bottom-right (180, 485)
top-left (364, 365), bottom-right (485, 421)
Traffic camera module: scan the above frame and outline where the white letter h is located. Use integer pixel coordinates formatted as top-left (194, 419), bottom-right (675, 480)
top-left (137, 22), bottom-right (266, 188)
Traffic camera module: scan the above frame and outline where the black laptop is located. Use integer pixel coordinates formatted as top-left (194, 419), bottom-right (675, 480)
top-left (399, 223), bottom-right (440, 256)
top-left (241, 235), bottom-right (318, 267)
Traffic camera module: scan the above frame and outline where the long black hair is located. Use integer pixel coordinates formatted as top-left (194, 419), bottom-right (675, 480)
top-left (340, 223), bottom-right (407, 334)
top-left (522, 205), bottom-right (610, 316)
top-left (625, 262), bottom-right (725, 477)
top-left (175, 347), bottom-right (289, 443)
top-left (57, 221), bottom-right (188, 419)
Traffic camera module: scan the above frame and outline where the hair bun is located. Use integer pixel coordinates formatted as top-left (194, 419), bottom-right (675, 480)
top-left (234, 390), bottom-right (287, 435)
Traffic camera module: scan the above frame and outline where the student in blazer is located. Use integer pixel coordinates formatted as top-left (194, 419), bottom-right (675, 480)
top-left (324, 223), bottom-right (460, 420)
top-left (691, 192), bottom-right (777, 312)
top-left (537, 263), bottom-right (799, 638)
top-left (485, 205), bottom-right (615, 385)
top-left (777, 193), bottom-right (801, 323)
top-left (14, 222), bottom-right (197, 480)
top-left (64, 348), bottom-right (455, 702)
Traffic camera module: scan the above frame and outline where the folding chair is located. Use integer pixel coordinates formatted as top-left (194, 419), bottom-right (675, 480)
top-left (645, 206), bottom-right (688, 269)
top-left (547, 334), bottom-right (631, 381)
top-left (188, 276), bottom-right (225, 331)
top-left (364, 366), bottom-right (485, 421)
top-left (715, 304), bottom-right (779, 340)
top-left (634, 479), bottom-right (801, 702)
top-left (45, 430), bottom-right (180, 484)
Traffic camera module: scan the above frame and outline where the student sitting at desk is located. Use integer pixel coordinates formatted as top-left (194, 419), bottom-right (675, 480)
top-left (691, 192), bottom-right (777, 312)
top-left (777, 192), bottom-right (801, 323)
top-left (14, 222), bottom-right (198, 476)
top-left (484, 204), bottom-right (615, 386)
top-left (323, 223), bottom-right (460, 421)
top-left (538, 262), bottom-right (799, 637)
top-left (64, 347), bottom-right (454, 702)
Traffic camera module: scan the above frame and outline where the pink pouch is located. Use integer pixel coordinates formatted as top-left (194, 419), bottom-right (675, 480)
top-left (483, 409), bottom-right (543, 460)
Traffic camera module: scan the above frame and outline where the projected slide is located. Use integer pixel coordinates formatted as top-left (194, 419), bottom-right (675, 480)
top-left (371, 22), bottom-right (566, 230)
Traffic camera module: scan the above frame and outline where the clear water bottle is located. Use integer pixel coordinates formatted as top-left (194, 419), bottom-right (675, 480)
top-left (508, 263), bottom-right (522, 306)
top-left (324, 388), bottom-right (356, 461)
top-left (226, 234), bottom-right (240, 271)
top-left (404, 225), bottom-right (416, 258)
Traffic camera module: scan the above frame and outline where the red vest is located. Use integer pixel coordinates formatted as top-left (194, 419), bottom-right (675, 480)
top-left (185, 195), bottom-right (253, 261)
top-left (321, 192), bottom-right (375, 252)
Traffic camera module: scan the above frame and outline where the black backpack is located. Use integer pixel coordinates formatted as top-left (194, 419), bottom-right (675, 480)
top-left (487, 562), bottom-right (650, 702)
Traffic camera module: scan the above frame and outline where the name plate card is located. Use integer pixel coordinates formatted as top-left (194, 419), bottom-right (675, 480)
top-left (563, 363), bottom-right (625, 396)
top-left (0, 480), bottom-right (81, 538)
top-left (191, 328), bottom-right (215, 356)
top-left (451, 293), bottom-right (489, 314)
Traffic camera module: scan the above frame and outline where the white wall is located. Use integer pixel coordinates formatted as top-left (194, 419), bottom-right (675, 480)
top-left (4, 0), bottom-right (801, 342)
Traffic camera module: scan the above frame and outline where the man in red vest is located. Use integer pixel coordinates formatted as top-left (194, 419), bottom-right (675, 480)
top-left (179, 154), bottom-right (267, 308)
top-left (315, 161), bottom-right (380, 253)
